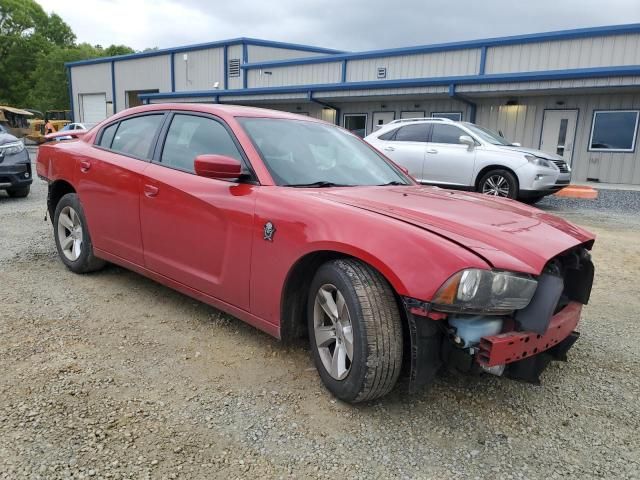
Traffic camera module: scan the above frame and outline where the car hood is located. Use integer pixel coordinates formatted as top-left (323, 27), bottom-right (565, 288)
top-left (317, 186), bottom-right (594, 274)
top-left (0, 132), bottom-right (19, 146)
top-left (496, 145), bottom-right (564, 161)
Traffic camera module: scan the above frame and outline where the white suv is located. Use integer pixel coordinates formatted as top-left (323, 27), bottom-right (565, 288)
top-left (364, 118), bottom-right (571, 203)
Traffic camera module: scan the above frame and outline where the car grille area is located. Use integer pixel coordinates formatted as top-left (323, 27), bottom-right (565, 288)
top-left (551, 159), bottom-right (570, 173)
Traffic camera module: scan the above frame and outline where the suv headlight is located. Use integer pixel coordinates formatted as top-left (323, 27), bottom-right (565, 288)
top-left (525, 154), bottom-right (555, 169)
top-left (0, 141), bottom-right (25, 156)
top-left (432, 269), bottom-right (537, 314)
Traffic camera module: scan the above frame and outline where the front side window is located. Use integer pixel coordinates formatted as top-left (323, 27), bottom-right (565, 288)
top-left (160, 114), bottom-right (243, 173)
top-left (430, 124), bottom-right (466, 145)
top-left (589, 110), bottom-right (639, 152)
top-left (343, 114), bottom-right (367, 138)
top-left (461, 123), bottom-right (512, 146)
top-left (394, 124), bottom-right (429, 142)
top-left (110, 115), bottom-right (164, 159)
top-left (238, 118), bottom-right (410, 187)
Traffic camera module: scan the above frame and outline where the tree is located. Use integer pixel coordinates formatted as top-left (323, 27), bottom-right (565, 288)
top-left (0, 0), bottom-right (138, 112)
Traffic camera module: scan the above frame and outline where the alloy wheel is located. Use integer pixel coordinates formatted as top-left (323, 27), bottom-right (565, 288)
top-left (482, 174), bottom-right (510, 197)
top-left (313, 284), bottom-right (354, 380)
top-left (57, 206), bottom-right (83, 261)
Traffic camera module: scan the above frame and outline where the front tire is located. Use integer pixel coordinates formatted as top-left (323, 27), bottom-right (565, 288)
top-left (6, 185), bottom-right (30, 198)
top-left (308, 259), bottom-right (403, 403)
top-left (53, 193), bottom-right (106, 273)
top-left (478, 169), bottom-right (518, 199)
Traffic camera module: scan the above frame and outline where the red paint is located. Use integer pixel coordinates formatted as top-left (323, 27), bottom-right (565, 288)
top-left (477, 302), bottom-right (582, 367)
top-left (36, 104), bottom-right (596, 339)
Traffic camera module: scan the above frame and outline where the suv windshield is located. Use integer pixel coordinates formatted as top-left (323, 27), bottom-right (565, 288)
top-left (238, 118), bottom-right (411, 187)
top-left (462, 122), bottom-right (512, 146)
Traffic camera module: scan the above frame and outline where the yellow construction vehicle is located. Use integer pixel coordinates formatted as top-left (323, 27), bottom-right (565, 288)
top-left (27, 110), bottom-right (72, 143)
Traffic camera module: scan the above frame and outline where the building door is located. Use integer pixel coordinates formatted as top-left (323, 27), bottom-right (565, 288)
top-left (372, 111), bottom-right (395, 131)
top-left (79, 93), bottom-right (107, 127)
top-left (400, 111), bottom-right (425, 119)
top-left (540, 109), bottom-right (578, 164)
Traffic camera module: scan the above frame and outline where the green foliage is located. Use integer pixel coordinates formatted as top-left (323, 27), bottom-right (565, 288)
top-left (0, 0), bottom-right (137, 112)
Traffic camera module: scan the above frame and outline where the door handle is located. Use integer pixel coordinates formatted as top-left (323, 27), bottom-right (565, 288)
top-left (383, 146), bottom-right (395, 152)
top-left (426, 149), bottom-right (438, 154)
top-left (144, 184), bottom-right (159, 197)
top-left (80, 160), bottom-right (91, 172)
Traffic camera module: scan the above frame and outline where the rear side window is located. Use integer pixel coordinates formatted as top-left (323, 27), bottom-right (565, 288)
top-left (99, 123), bottom-right (118, 148)
top-left (160, 114), bottom-right (243, 173)
top-left (394, 124), bottom-right (429, 142)
top-left (110, 115), bottom-right (164, 159)
top-left (431, 124), bottom-right (465, 144)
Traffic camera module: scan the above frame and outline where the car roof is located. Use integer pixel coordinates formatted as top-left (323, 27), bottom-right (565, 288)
top-left (116, 103), bottom-right (324, 122)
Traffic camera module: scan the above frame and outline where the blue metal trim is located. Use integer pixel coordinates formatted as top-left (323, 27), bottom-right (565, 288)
top-left (111, 61), bottom-right (117, 112)
top-left (66, 67), bottom-right (74, 122)
top-left (138, 64), bottom-right (640, 101)
top-left (64, 37), bottom-right (344, 68)
top-left (242, 42), bottom-right (248, 89)
top-left (341, 60), bottom-right (347, 83)
top-left (479, 46), bottom-right (487, 75)
top-left (170, 53), bottom-right (175, 92)
top-left (223, 45), bottom-right (228, 90)
top-left (241, 23), bottom-right (640, 70)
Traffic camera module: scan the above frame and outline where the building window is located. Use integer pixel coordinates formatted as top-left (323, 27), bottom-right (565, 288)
top-left (343, 114), bottom-right (367, 137)
top-left (589, 110), bottom-right (639, 152)
top-left (228, 59), bottom-right (241, 78)
top-left (431, 112), bottom-right (462, 121)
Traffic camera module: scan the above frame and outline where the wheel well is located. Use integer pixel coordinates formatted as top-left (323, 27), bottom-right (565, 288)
top-left (279, 251), bottom-right (408, 348)
top-left (474, 165), bottom-right (519, 191)
top-left (47, 180), bottom-right (75, 221)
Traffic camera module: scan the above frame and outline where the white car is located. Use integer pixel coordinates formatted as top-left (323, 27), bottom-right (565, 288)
top-left (364, 118), bottom-right (571, 203)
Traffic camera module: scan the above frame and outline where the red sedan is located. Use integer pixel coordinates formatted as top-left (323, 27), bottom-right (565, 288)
top-left (37, 104), bottom-right (595, 402)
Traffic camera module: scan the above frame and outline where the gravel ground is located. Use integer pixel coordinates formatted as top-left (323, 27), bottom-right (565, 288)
top-left (1, 173), bottom-right (639, 479)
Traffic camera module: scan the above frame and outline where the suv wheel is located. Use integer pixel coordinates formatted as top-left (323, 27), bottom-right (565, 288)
top-left (308, 259), bottom-right (403, 403)
top-left (478, 169), bottom-right (518, 199)
top-left (53, 193), bottom-right (106, 273)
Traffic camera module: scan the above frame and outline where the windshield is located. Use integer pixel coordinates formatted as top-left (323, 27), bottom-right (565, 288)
top-left (238, 118), bottom-right (411, 187)
top-left (462, 123), bottom-right (512, 146)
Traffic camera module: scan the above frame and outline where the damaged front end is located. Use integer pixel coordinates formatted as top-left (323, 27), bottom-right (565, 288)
top-left (403, 245), bottom-right (594, 392)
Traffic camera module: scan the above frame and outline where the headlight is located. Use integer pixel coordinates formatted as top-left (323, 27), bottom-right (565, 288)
top-left (525, 154), bottom-right (555, 169)
top-left (432, 269), bottom-right (537, 314)
top-left (0, 141), bottom-right (25, 156)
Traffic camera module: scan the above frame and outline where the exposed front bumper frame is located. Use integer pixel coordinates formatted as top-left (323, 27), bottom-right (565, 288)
top-left (477, 301), bottom-right (582, 367)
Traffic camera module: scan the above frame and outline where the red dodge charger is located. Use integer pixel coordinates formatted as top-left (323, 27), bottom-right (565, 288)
top-left (37, 104), bottom-right (595, 402)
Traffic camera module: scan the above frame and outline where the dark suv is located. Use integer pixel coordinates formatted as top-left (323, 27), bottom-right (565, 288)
top-left (0, 124), bottom-right (32, 198)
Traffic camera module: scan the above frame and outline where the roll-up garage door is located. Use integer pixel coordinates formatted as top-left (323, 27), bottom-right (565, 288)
top-left (79, 93), bottom-right (107, 127)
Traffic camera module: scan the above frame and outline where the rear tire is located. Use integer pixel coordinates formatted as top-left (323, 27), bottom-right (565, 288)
top-left (478, 169), bottom-right (518, 199)
top-left (53, 193), bottom-right (106, 274)
top-left (6, 185), bottom-right (30, 198)
top-left (307, 259), bottom-right (403, 403)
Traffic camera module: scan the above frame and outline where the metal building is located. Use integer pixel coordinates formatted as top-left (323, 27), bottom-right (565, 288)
top-left (67, 24), bottom-right (640, 185)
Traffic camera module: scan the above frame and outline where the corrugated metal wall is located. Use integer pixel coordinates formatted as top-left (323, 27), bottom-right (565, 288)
top-left (485, 33), bottom-right (640, 74)
top-left (174, 47), bottom-right (225, 91)
top-left (247, 45), bottom-right (329, 63)
top-left (69, 62), bottom-right (113, 120)
top-left (114, 55), bottom-right (171, 111)
top-left (346, 49), bottom-right (480, 82)
top-left (248, 62), bottom-right (342, 87)
top-left (475, 92), bottom-right (640, 184)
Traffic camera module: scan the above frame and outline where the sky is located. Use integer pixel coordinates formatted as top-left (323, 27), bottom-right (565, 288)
top-left (36, 0), bottom-right (640, 52)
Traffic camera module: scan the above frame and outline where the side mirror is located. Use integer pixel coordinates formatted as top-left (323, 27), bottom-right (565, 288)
top-left (459, 135), bottom-right (475, 149)
top-left (194, 154), bottom-right (242, 179)
top-left (511, 142), bottom-right (521, 147)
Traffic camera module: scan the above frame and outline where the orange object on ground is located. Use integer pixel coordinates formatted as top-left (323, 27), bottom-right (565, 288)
top-left (554, 185), bottom-right (598, 199)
